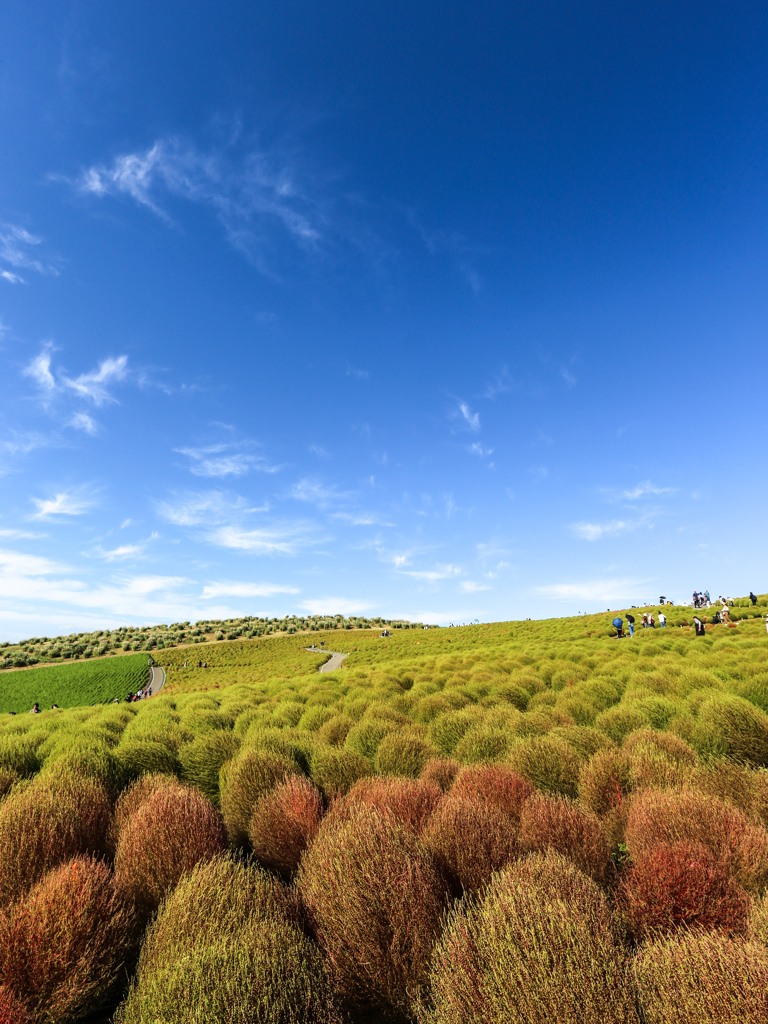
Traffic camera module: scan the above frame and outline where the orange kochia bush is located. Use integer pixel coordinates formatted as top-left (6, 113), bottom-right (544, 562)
top-left (519, 793), bottom-right (612, 884)
top-left (248, 775), bottom-right (324, 878)
top-left (297, 804), bottom-right (448, 1017)
top-left (114, 776), bottom-right (227, 912)
top-left (450, 763), bottom-right (534, 825)
top-left (0, 856), bottom-right (140, 1024)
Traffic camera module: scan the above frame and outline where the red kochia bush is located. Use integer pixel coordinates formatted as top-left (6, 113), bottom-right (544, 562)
top-left (0, 856), bottom-right (140, 1024)
top-left (420, 757), bottom-right (460, 792)
top-left (248, 775), bottom-right (324, 878)
top-left (618, 841), bottom-right (751, 941)
top-left (625, 787), bottom-right (768, 894)
top-left (0, 771), bottom-right (111, 907)
top-left (519, 793), bottom-right (612, 884)
top-left (424, 794), bottom-right (519, 896)
top-left (451, 763), bottom-right (534, 825)
top-left (326, 776), bottom-right (443, 835)
top-left (297, 804), bottom-right (448, 1017)
top-left (0, 986), bottom-right (29, 1024)
top-left (114, 778), bottom-right (227, 912)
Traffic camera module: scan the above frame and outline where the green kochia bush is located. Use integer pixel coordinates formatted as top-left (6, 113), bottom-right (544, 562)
top-left (115, 855), bottom-right (342, 1024)
top-left (690, 693), bottom-right (768, 765)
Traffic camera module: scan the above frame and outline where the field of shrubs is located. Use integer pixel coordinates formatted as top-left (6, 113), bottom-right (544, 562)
top-left (1, 598), bottom-right (768, 1022)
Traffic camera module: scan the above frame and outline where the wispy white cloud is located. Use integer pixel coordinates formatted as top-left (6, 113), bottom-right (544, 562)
top-left (536, 578), bottom-right (648, 605)
top-left (619, 481), bottom-right (675, 501)
top-left (467, 442), bottom-right (494, 457)
top-left (571, 519), bottom-right (635, 541)
top-left (0, 223), bottom-right (55, 283)
top-left (398, 563), bottom-right (462, 582)
top-left (94, 543), bottom-right (145, 562)
top-left (309, 444), bottom-right (330, 459)
top-left (67, 137), bottom-right (326, 271)
top-left (460, 580), bottom-right (491, 593)
top-left (201, 581), bottom-right (300, 599)
top-left (176, 443), bottom-right (279, 478)
top-left (68, 412), bottom-right (98, 434)
top-left (291, 477), bottom-right (353, 508)
top-left (23, 344), bottom-right (57, 391)
top-left (457, 402), bottom-right (480, 432)
top-left (207, 524), bottom-right (315, 555)
top-left (484, 367), bottom-right (516, 399)
top-left (331, 511), bottom-right (394, 527)
top-left (154, 490), bottom-right (258, 527)
top-left (31, 490), bottom-right (96, 520)
top-left (0, 529), bottom-right (45, 540)
top-left (24, 346), bottom-right (131, 407)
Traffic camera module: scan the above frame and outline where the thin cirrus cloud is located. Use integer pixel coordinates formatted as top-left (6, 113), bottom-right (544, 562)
top-left (176, 443), bottom-right (280, 479)
top-left (0, 222), bottom-right (55, 284)
top-left (536, 578), bottom-right (648, 605)
top-left (154, 490), bottom-right (260, 527)
top-left (24, 345), bottom-right (130, 406)
top-left (457, 401), bottom-right (480, 432)
top-left (69, 412), bottom-right (98, 435)
top-left (206, 523), bottom-right (318, 555)
top-left (398, 563), bottom-right (462, 582)
top-left (201, 581), bottom-right (300, 599)
top-left (30, 491), bottom-right (96, 520)
top-left (67, 137), bottom-right (326, 268)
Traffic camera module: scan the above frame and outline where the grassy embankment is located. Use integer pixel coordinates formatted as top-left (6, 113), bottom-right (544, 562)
top-left (0, 654), bottom-right (150, 715)
top-left (0, 599), bottom-right (768, 1022)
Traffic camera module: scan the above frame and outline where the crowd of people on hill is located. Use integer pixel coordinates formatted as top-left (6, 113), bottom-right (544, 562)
top-left (612, 588), bottom-right (767, 638)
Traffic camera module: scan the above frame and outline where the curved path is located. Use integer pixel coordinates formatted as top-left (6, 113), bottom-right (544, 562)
top-left (304, 647), bottom-right (348, 672)
top-left (148, 664), bottom-right (166, 696)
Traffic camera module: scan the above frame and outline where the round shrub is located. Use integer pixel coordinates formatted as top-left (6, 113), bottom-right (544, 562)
top-left (248, 775), bottom-right (324, 877)
top-left (623, 728), bottom-right (697, 765)
top-left (424, 794), bottom-right (519, 896)
top-left (298, 805), bottom-right (448, 1016)
top-left (0, 771), bottom-right (111, 907)
top-left (114, 779), bottom-right (227, 912)
top-left (427, 707), bottom-right (485, 755)
top-left (219, 748), bottom-right (297, 846)
top-left (109, 772), bottom-right (174, 853)
top-left (594, 705), bottom-right (647, 744)
top-left (375, 731), bottom-right (438, 777)
top-left (549, 724), bottom-right (614, 759)
top-left (691, 693), bottom-right (768, 765)
top-left (309, 746), bottom-right (372, 798)
top-left (451, 762), bottom-right (534, 825)
top-left (453, 726), bottom-right (512, 763)
top-left (519, 793), bottom-right (611, 884)
top-left (328, 776), bottom-right (442, 835)
top-left (618, 841), bottom-right (751, 941)
top-left (316, 713), bottom-right (354, 746)
top-left (0, 856), bottom-right (140, 1024)
top-left (425, 851), bottom-right (637, 1024)
top-left (38, 743), bottom-right (127, 794)
top-left (0, 739), bottom-right (39, 779)
top-left (625, 787), bottom-right (768, 895)
top-left (420, 757), bottom-right (460, 791)
top-left (0, 985), bottom-right (30, 1024)
top-left (633, 931), bottom-right (768, 1023)
top-left (507, 735), bottom-right (583, 798)
top-left (115, 916), bottom-right (342, 1024)
top-left (578, 748), bottom-right (633, 816)
top-left (297, 704), bottom-right (335, 732)
top-left (177, 730), bottom-right (241, 804)
top-left (344, 719), bottom-right (395, 760)
top-left (115, 740), bottom-right (179, 780)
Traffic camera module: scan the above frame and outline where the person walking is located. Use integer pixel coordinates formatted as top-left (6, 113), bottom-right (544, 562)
top-left (722, 606), bottom-right (730, 624)
top-left (642, 613), bottom-right (648, 629)
top-left (693, 615), bottom-right (704, 636)
top-left (750, 592), bottom-right (758, 606)
top-left (659, 611), bottom-right (666, 628)
top-left (626, 612), bottom-right (635, 637)
top-left (649, 612), bottom-right (655, 629)
top-left (612, 616), bottom-right (624, 638)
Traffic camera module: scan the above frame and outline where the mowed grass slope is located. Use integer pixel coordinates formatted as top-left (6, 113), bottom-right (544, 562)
top-left (1, 600), bottom-right (768, 1022)
top-left (0, 654), bottom-right (149, 714)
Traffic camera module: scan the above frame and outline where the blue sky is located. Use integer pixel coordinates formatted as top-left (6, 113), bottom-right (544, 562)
top-left (1, 1), bottom-right (767, 640)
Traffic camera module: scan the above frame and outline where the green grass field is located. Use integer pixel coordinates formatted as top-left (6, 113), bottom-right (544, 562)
top-left (0, 653), bottom-right (150, 714)
top-left (1, 596), bottom-right (768, 1023)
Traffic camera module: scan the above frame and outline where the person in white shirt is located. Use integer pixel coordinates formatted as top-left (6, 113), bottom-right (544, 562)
top-left (659, 612), bottom-right (666, 628)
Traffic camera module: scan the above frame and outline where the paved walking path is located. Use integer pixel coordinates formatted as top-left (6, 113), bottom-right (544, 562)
top-left (304, 647), bottom-right (348, 672)
top-left (148, 664), bottom-right (166, 696)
